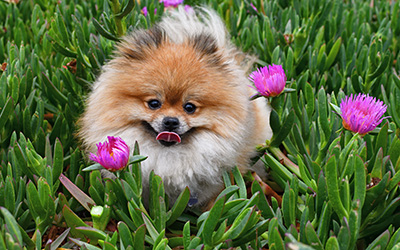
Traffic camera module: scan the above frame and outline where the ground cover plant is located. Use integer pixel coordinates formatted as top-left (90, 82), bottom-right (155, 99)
top-left (0, 0), bottom-right (400, 249)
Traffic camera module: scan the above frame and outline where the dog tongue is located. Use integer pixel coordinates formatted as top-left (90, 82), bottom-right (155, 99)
top-left (156, 132), bottom-right (181, 143)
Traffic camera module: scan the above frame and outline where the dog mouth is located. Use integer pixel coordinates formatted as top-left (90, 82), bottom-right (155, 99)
top-left (156, 131), bottom-right (181, 146)
top-left (142, 121), bottom-right (189, 147)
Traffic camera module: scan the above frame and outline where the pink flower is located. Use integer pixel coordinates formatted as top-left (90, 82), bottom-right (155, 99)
top-left (249, 64), bottom-right (286, 97)
top-left (340, 93), bottom-right (387, 134)
top-left (184, 5), bottom-right (194, 14)
top-left (160, 0), bottom-right (183, 8)
top-left (142, 7), bottom-right (148, 16)
top-left (89, 136), bottom-right (130, 172)
top-left (250, 3), bottom-right (258, 12)
top-left (142, 6), bottom-right (157, 16)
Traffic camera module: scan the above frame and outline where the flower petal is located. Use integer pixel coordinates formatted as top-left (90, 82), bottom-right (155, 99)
top-left (249, 64), bottom-right (286, 97)
top-left (89, 136), bottom-right (130, 171)
top-left (340, 93), bottom-right (387, 135)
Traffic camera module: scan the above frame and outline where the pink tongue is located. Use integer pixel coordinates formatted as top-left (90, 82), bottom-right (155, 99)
top-left (156, 132), bottom-right (181, 143)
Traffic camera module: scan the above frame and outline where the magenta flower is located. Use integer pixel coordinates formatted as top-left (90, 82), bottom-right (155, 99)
top-left (89, 136), bottom-right (130, 172)
top-left (142, 6), bottom-right (157, 16)
top-left (250, 3), bottom-right (258, 12)
top-left (142, 7), bottom-right (148, 16)
top-left (184, 5), bottom-right (194, 14)
top-left (249, 64), bottom-right (286, 97)
top-left (160, 0), bottom-right (183, 8)
top-left (340, 93), bottom-right (387, 135)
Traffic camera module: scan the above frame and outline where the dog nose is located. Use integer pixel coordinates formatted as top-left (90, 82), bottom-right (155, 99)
top-left (162, 117), bottom-right (180, 131)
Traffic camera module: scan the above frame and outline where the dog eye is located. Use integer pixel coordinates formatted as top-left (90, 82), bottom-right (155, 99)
top-left (148, 99), bottom-right (162, 110)
top-left (183, 102), bottom-right (196, 114)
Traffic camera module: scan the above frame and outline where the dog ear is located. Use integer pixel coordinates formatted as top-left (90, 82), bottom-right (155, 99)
top-left (117, 25), bottom-right (166, 60)
top-left (190, 33), bottom-right (218, 56)
top-left (190, 33), bottom-right (227, 69)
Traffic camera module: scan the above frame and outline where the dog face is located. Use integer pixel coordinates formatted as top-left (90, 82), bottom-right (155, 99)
top-left (79, 8), bottom-right (272, 207)
top-left (84, 26), bottom-right (249, 148)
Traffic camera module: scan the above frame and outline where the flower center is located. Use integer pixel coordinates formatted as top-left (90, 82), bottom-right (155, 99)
top-left (358, 108), bottom-right (368, 117)
top-left (342, 120), bottom-right (351, 130)
top-left (108, 148), bottom-right (116, 160)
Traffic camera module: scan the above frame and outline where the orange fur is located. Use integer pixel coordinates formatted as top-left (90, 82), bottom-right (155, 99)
top-left (79, 7), bottom-right (272, 207)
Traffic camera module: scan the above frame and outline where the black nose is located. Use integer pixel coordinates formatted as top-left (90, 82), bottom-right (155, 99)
top-left (162, 117), bottom-right (180, 131)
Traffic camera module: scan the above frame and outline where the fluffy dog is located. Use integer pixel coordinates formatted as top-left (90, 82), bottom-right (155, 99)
top-left (80, 7), bottom-right (272, 207)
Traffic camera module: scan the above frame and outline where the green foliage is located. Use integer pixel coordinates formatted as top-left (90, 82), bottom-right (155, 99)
top-left (0, 0), bottom-right (400, 249)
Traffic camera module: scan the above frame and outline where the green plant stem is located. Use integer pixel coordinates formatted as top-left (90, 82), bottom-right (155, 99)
top-left (315, 140), bottom-right (328, 164)
top-left (111, 0), bottom-right (124, 37)
top-left (268, 146), bottom-right (300, 176)
top-left (31, 229), bottom-right (38, 245)
top-left (91, 205), bottom-right (111, 231)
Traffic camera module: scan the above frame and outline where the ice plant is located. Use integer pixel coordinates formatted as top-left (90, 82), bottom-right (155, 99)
top-left (89, 136), bottom-right (130, 172)
top-left (160, 0), bottom-right (183, 8)
top-left (340, 93), bottom-right (387, 134)
top-left (249, 64), bottom-right (286, 97)
top-left (142, 7), bottom-right (157, 16)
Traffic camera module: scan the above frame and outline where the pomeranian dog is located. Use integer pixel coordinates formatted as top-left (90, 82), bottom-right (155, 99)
top-left (80, 7), bottom-right (272, 208)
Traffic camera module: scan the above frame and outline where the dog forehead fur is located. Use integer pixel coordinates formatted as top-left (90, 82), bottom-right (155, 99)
top-left (80, 7), bottom-right (272, 206)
